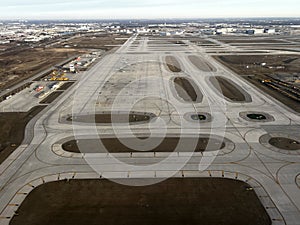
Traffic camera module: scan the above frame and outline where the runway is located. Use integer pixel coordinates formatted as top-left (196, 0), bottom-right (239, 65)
top-left (0, 34), bottom-right (299, 225)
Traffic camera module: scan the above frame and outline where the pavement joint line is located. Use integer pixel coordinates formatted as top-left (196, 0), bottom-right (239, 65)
top-left (26, 184), bottom-right (34, 188)
top-left (1, 36), bottom-right (299, 225)
top-left (52, 142), bottom-right (233, 159)
top-left (1, 170), bottom-right (285, 224)
top-left (208, 171), bottom-right (212, 177)
top-left (0, 145), bottom-right (28, 176)
top-left (235, 172), bottom-right (239, 179)
top-left (0, 216), bottom-right (10, 219)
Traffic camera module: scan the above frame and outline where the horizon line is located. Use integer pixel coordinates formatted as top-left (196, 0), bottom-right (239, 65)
top-left (1, 16), bottom-right (300, 22)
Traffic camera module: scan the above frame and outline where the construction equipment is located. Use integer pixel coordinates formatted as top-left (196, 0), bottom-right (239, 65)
top-left (261, 79), bottom-right (271, 83)
top-left (35, 85), bottom-right (44, 92)
top-left (49, 67), bottom-right (69, 81)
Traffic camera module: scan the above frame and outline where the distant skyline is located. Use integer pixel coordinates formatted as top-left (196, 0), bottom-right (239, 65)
top-left (0, 0), bottom-right (299, 20)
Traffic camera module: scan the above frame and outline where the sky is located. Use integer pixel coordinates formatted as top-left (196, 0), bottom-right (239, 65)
top-left (0, 0), bottom-right (299, 20)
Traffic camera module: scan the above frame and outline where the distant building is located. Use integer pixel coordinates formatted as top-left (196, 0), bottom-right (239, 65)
top-left (264, 28), bottom-right (276, 34)
top-left (171, 30), bottom-right (184, 36)
top-left (254, 29), bottom-right (265, 34)
top-left (246, 29), bottom-right (255, 35)
top-left (201, 29), bottom-right (215, 35)
top-left (246, 28), bottom-right (264, 35)
top-left (136, 28), bottom-right (150, 34)
top-left (216, 27), bottom-right (236, 35)
top-left (159, 31), bottom-right (171, 36)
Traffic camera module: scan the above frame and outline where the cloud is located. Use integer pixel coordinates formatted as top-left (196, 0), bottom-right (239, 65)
top-left (0, 0), bottom-right (299, 19)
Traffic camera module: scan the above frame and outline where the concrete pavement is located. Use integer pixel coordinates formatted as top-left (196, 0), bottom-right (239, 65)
top-left (0, 34), bottom-right (299, 225)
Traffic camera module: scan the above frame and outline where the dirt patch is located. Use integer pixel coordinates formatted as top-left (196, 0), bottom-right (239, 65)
top-left (210, 76), bottom-right (251, 102)
top-left (191, 114), bottom-right (207, 121)
top-left (148, 41), bottom-right (174, 45)
top-left (173, 77), bottom-right (203, 103)
top-left (269, 137), bottom-right (300, 150)
top-left (184, 112), bottom-right (212, 123)
top-left (217, 38), bottom-right (286, 44)
top-left (165, 56), bottom-right (182, 72)
top-left (247, 114), bottom-right (267, 120)
top-left (0, 106), bottom-right (46, 164)
top-left (169, 40), bottom-right (186, 45)
top-left (61, 136), bottom-right (225, 153)
top-left (188, 55), bottom-right (216, 72)
top-left (189, 38), bottom-right (215, 45)
top-left (67, 112), bottom-right (155, 124)
top-left (215, 55), bottom-right (300, 112)
top-left (0, 34), bottom-right (127, 91)
top-left (0, 47), bottom-right (85, 90)
top-left (10, 178), bottom-right (271, 225)
top-left (58, 34), bottom-right (128, 51)
top-left (221, 39), bottom-right (286, 44)
top-left (0, 83), bottom-right (32, 102)
top-left (240, 112), bottom-right (275, 123)
top-left (215, 55), bottom-right (300, 74)
top-left (39, 91), bottom-right (63, 104)
top-left (57, 82), bottom-right (75, 91)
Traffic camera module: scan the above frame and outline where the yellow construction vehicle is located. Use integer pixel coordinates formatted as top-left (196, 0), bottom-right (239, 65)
top-left (262, 79), bottom-right (271, 83)
top-left (57, 76), bottom-right (69, 81)
top-left (49, 69), bottom-right (69, 81)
